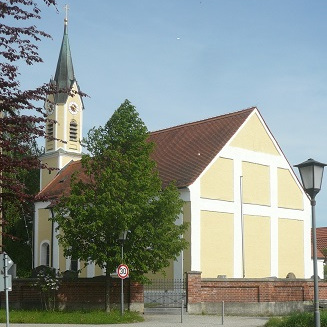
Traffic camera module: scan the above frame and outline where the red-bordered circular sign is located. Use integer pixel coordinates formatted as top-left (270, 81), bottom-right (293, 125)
top-left (117, 264), bottom-right (129, 279)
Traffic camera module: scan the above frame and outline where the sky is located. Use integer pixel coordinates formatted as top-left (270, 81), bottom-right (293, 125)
top-left (16, 0), bottom-right (327, 225)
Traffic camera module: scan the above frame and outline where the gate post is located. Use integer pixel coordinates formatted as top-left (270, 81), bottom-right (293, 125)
top-left (129, 281), bottom-right (144, 313)
top-left (186, 271), bottom-right (202, 314)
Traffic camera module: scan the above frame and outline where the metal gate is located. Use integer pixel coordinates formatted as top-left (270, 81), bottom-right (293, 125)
top-left (144, 279), bottom-right (186, 309)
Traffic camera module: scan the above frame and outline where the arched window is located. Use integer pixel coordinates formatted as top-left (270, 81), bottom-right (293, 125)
top-left (69, 120), bottom-right (78, 141)
top-left (41, 242), bottom-right (50, 266)
top-left (70, 258), bottom-right (78, 271)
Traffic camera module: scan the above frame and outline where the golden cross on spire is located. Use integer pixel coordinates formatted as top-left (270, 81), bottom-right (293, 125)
top-left (64, 4), bottom-right (69, 25)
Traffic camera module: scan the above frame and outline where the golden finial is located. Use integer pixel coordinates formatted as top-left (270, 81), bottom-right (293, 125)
top-left (64, 4), bottom-right (69, 25)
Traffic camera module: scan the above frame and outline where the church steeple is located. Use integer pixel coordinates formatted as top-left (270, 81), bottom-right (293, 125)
top-left (53, 5), bottom-right (76, 104)
top-left (40, 5), bottom-right (83, 190)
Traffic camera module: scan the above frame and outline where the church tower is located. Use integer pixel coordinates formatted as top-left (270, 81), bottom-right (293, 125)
top-left (40, 9), bottom-right (83, 190)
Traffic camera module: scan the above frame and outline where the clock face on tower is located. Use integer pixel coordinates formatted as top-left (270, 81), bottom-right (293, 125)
top-left (69, 102), bottom-right (79, 115)
top-left (46, 102), bottom-right (54, 115)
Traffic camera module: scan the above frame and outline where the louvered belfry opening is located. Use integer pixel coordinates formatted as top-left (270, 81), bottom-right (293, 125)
top-left (69, 120), bottom-right (78, 141)
top-left (47, 122), bottom-right (54, 138)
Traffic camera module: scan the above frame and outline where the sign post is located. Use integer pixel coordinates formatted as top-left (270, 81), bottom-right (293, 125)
top-left (1, 253), bottom-right (13, 327)
top-left (117, 264), bottom-right (129, 316)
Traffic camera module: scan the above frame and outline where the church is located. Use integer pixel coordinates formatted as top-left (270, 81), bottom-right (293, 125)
top-left (34, 16), bottom-right (312, 279)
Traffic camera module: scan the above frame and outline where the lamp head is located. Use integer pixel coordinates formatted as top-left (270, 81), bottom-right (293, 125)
top-left (294, 158), bottom-right (327, 199)
top-left (118, 230), bottom-right (129, 242)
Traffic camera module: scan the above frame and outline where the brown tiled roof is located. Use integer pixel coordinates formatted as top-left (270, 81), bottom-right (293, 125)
top-left (36, 160), bottom-right (86, 201)
top-left (37, 107), bottom-right (256, 200)
top-left (316, 227), bottom-right (327, 259)
top-left (149, 107), bottom-right (255, 187)
top-left (317, 248), bottom-right (324, 260)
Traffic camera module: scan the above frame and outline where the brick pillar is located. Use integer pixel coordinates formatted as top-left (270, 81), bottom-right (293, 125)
top-left (258, 281), bottom-right (274, 302)
top-left (129, 281), bottom-right (144, 313)
top-left (303, 281), bottom-right (311, 301)
top-left (187, 271), bottom-right (202, 314)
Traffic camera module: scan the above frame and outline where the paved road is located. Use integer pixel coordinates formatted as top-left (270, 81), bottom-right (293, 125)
top-left (5, 313), bottom-right (269, 327)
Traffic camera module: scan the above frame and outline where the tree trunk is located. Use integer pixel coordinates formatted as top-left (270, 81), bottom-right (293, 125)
top-left (105, 268), bottom-right (111, 312)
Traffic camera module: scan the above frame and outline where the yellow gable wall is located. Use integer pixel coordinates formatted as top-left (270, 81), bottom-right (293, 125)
top-left (41, 156), bottom-right (58, 189)
top-left (229, 113), bottom-right (279, 155)
top-left (242, 162), bottom-right (270, 206)
top-left (200, 157), bottom-right (234, 201)
top-left (278, 168), bottom-right (303, 210)
top-left (61, 156), bottom-right (75, 168)
top-left (278, 218), bottom-right (304, 278)
top-left (201, 211), bottom-right (234, 278)
top-left (244, 215), bottom-right (271, 277)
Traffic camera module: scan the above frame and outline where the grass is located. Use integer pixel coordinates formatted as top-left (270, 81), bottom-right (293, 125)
top-left (0, 309), bottom-right (144, 324)
top-left (265, 311), bottom-right (327, 327)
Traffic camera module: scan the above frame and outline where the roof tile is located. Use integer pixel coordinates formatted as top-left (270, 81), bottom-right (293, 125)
top-left (37, 107), bottom-right (256, 200)
top-left (149, 107), bottom-right (255, 187)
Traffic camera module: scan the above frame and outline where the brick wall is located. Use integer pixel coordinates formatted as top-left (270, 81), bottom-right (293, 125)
top-left (187, 271), bottom-right (327, 304)
top-left (0, 277), bottom-right (144, 311)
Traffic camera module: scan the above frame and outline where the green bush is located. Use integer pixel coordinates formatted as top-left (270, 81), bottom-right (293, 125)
top-left (265, 311), bottom-right (327, 327)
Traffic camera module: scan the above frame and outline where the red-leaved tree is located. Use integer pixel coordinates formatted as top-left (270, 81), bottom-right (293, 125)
top-left (0, 0), bottom-right (57, 255)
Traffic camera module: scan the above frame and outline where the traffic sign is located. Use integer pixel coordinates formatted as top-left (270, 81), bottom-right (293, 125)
top-left (117, 264), bottom-right (129, 279)
top-left (0, 275), bottom-right (12, 292)
top-left (0, 253), bottom-right (13, 271)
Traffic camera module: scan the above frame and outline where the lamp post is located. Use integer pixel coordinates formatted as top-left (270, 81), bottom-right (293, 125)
top-left (295, 158), bottom-right (327, 327)
top-left (118, 230), bottom-right (128, 316)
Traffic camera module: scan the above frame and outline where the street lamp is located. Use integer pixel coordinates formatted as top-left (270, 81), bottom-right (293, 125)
top-left (295, 158), bottom-right (327, 327)
top-left (118, 230), bottom-right (128, 316)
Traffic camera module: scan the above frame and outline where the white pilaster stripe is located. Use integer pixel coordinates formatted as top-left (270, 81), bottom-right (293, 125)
top-left (86, 261), bottom-right (95, 278)
top-left (53, 220), bottom-right (60, 270)
top-left (63, 102), bottom-right (67, 151)
top-left (189, 179), bottom-right (201, 271)
top-left (233, 159), bottom-right (243, 277)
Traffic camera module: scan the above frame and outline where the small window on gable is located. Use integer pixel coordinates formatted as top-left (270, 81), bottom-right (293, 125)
top-left (70, 120), bottom-right (78, 141)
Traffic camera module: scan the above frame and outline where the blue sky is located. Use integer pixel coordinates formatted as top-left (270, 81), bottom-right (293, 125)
top-left (17, 0), bottom-right (327, 225)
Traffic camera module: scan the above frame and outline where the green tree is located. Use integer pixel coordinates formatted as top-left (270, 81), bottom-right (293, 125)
top-left (53, 99), bottom-right (188, 311)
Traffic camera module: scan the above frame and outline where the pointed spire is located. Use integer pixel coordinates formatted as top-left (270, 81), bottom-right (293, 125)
top-left (64, 4), bottom-right (69, 35)
top-left (53, 4), bottom-right (75, 103)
